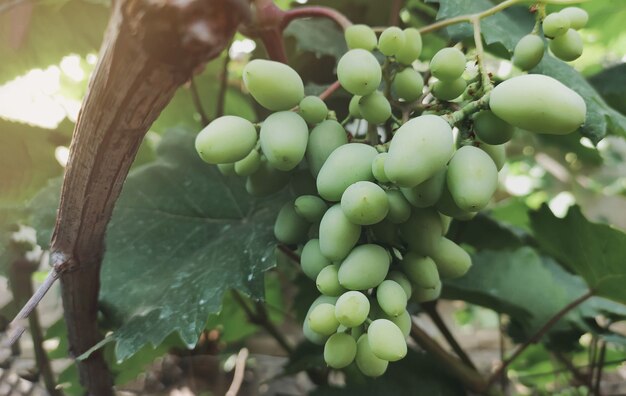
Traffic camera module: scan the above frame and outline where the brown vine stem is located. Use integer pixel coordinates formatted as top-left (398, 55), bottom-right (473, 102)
top-left (190, 77), bottom-right (209, 126)
top-left (485, 289), bottom-right (595, 389)
top-left (318, 80), bottom-right (342, 101)
top-left (282, 6), bottom-right (352, 30)
top-left (418, 0), bottom-right (523, 34)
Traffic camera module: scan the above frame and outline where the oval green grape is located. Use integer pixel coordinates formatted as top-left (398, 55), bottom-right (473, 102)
top-left (345, 24), bottom-right (378, 51)
top-left (299, 96), bottom-right (328, 124)
top-left (234, 149), bottom-right (261, 177)
top-left (367, 319), bottom-right (407, 361)
top-left (395, 28), bottom-right (422, 65)
top-left (559, 7), bottom-right (588, 30)
top-left (308, 303), bottom-right (340, 336)
top-left (260, 111), bottom-right (308, 171)
top-left (303, 295), bottom-right (338, 344)
top-left (337, 49), bottom-right (382, 96)
top-left (317, 265), bottom-right (346, 296)
top-left (400, 167), bottom-right (446, 208)
top-left (317, 143), bottom-right (378, 201)
top-left (387, 271), bottom-right (412, 299)
top-left (480, 142), bottom-right (506, 171)
top-left (306, 120), bottom-right (349, 177)
top-left (371, 153), bottom-right (390, 183)
top-left (243, 59), bottom-right (304, 111)
top-left (389, 310), bottom-right (411, 338)
top-left (430, 48), bottom-right (466, 81)
top-left (393, 67), bottom-right (424, 102)
top-left (341, 181), bottom-right (389, 225)
top-left (435, 182), bottom-right (477, 220)
top-left (301, 239), bottom-right (332, 280)
top-left (473, 110), bottom-right (514, 145)
top-left (385, 190), bottom-right (411, 224)
top-left (335, 291), bottom-right (370, 327)
top-left (512, 34), bottom-right (545, 71)
top-left (349, 95), bottom-right (362, 118)
top-left (356, 334), bottom-right (388, 377)
top-left (412, 280), bottom-right (442, 303)
top-left (274, 201), bottom-right (310, 245)
top-left (195, 116), bottom-right (257, 164)
top-left (543, 12), bottom-right (570, 38)
top-left (294, 195), bottom-right (327, 222)
top-left (217, 162), bottom-right (236, 176)
top-left (324, 332), bottom-right (357, 368)
top-left (401, 252), bottom-right (440, 289)
top-left (378, 26), bottom-right (405, 56)
top-left (447, 145), bottom-right (498, 212)
top-left (358, 91), bottom-right (391, 124)
top-left (431, 237), bottom-right (472, 279)
top-left (338, 244), bottom-right (391, 290)
top-left (432, 77), bottom-right (466, 101)
top-left (376, 280), bottom-right (407, 317)
top-left (319, 204), bottom-right (362, 261)
top-left (550, 29), bottom-right (583, 62)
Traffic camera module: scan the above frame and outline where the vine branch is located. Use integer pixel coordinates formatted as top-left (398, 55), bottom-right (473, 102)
top-left (282, 6), bottom-right (352, 30)
top-left (419, 0), bottom-right (523, 34)
top-left (190, 77), bottom-right (209, 126)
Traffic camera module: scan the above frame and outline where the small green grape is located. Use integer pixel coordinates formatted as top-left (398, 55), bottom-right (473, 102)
top-left (345, 24), bottom-right (378, 51)
top-left (559, 7), bottom-right (588, 30)
top-left (358, 91), bottom-right (391, 124)
top-left (393, 67), bottom-right (424, 102)
top-left (512, 34), bottom-right (545, 71)
top-left (317, 265), bottom-right (346, 296)
top-left (473, 110), bottom-right (514, 145)
top-left (301, 239), bottom-right (332, 280)
top-left (299, 96), bottom-right (328, 124)
top-left (294, 195), bottom-right (327, 222)
top-left (447, 145), bottom-right (498, 212)
top-left (387, 271), bottom-right (412, 299)
top-left (371, 153), bottom-right (390, 183)
top-left (303, 295), bottom-right (338, 344)
top-left (319, 204), bottom-right (362, 261)
top-left (385, 190), bottom-right (411, 224)
top-left (431, 237), bottom-right (472, 279)
top-left (337, 49), bottom-right (382, 96)
top-left (234, 149), bottom-right (261, 176)
top-left (274, 201), bottom-right (310, 245)
top-left (378, 26), bottom-right (406, 56)
top-left (432, 77), bottom-right (466, 101)
top-left (324, 332), bottom-right (357, 368)
top-left (217, 163), bottom-right (236, 176)
top-left (195, 116), bottom-right (258, 164)
top-left (389, 310), bottom-right (411, 338)
top-left (243, 59), bottom-right (304, 111)
top-left (430, 48), bottom-right (466, 81)
top-left (549, 29), bottom-right (583, 62)
top-left (260, 111), bottom-right (309, 171)
top-left (401, 252), bottom-right (440, 289)
top-left (395, 28), bottom-right (422, 65)
top-left (543, 12), bottom-right (570, 38)
top-left (341, 181), bottom-right (389, 225)
top-left (400, 167), bottom-right (446, 208)
top-left (356, 334), bottom-right (388, 377)
top-left (376, 280), bottom-right (407, 317)
top-left (367, 319), bottom-right (407, 361)
top-left (306, 120), bottom-right (349, 177)
top-left (338, 244), bottom-right (391, 290)
top-left (349, 95), bottom-right (362, 118)
top-left (335, 291), bottom-right (370, 327)
top-left (479, 142), bottom-right (506, 171)
top-left (317, 143), bottom-right (378, 201)
top-left (308, 303), bottom-right (340, 336)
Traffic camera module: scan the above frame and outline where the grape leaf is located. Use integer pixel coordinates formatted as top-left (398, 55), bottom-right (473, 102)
top-left (284, 18), bottom-right (347, 61)
top-left (529, 204), bottom-right (626, 304)
top-left (589, 63), bottom-right (626, 116)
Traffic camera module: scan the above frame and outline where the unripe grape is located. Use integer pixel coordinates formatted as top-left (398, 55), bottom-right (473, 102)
top-left (309, 303), bottom-right (340, 335)
top-left (371, 220), bottom-right (402, 246)
top-left (432, 77), bottom-right (466, 101)
top-left (435, 182), bottom-right (477, 220)
top-left (349, 95), bottom-right (362, 118)
top-left (399, 208), bottom-right (443, 255)
top-left (290, 169), bottom-right (318, 196)
top-left (401, 252), bottom-right (440, 289)
top-left (385, 115), bottom-right (454, 187)
top-left (317, 143), bottom-right (378, 201)
top-left (385, 190), bottom-right (411, 224)
top-left (295, 195), bottom-right (327, 222)
top-left (234, 149), bottom-right (261, 176)
top-left (395, 28), bottom-right (422, 65)
top-left (335, 291), bottom-right (370, 327)
top-left (367, 319), bottom-right (407, 361)
top-left (341, 181), bottom-right (389, 225)
top-left (378, 26), bottom-right (406, 56)
top-left (479, 142), bottom-right (506, 171)
top-left (338, 244), bottom-right (391, 290)
top-left (473, 110), bottom-right (514, 145)
top-left (440, 214), bottom-right (452, 235)
top-left (358, 91), bottom-right (391, 124)
top-left (489, 74), bottom-right (586, 135)
top-left (356, 334), bottom-right (388, 377)
top-left (324, 332), bottom-right (357, 368)
top-left (559, 7), bottom-right (588, 30)
top-left (243, 59), bottom-right (304, 111)
top-left (319, 204), bottom-right (362, 261)
top-left (337, 49), bottom-right (382, 96)
top-left (371, 153), bottom-right (390, 183)
top-left (376, 280), bottom-right (407, 317)
top-left (217, 163), bottom-right (236, 176)
top-left (512, 34), bottom-right (545, 71)
top-left (430, 48), bottom-right (466, 81)
top-left (260, 111), bottom-right (308, 171)
top-left (412, 280), bottom-right (442, 303)
top-left (400, 167), bottom-right (446, 208)
top-left (306, 120), bottom-right (349, 177)
top-left (550, 29), bottom-right (583, 62)
top-left (390, 310), bottom-right (411, 338)
top-left (543, 12), bottom-right (570, 38)
top-left (245, 158), bottom-right (290, 196)
top-left (387, 271), bottom-right (412, 299)
top-left (303, 295), bottom-right (338, 344)
top-left (345, 24), bottom-right (378, 51)
top-left (447, 146), bottom-right (498, 212)
top-left (393, 67), bottom-right (424, 102)
top-left (431, 237), bottom-right (472, 278)
top-left (299, 96), bottom-right (328, 124)
top-left (301, 239), bottom-right (332, 280)
top-left (274, 201), bottom-right (310, 245)
top-left (195, 116), bottom-right (257, 164)
top-left (317, 265), bottom-right (346, 296)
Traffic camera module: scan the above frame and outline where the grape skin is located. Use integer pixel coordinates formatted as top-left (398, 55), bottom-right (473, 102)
top-left (324, 333), bottom-right (357, 369)
top-left (306, 120), bottom-right (349, 177)
top-left (195, 116), bottom-right (258, 164)
top-left (341, 181), bottom-right (389, 225)
top-left (335, 291), bottom-right (370, 327)
top-left (345, 24), bottom-right (378, 51)
top-left (243, 60), bottom-right (304, 111)
top-left (260, 111), bottom-right (309, 171)
top-left (378, 26), bottom-right (406, 56)
top-left (337, 49), bottom-right (382, 96)
top-left (301, 239), bottom-right (332, 280)
top-left (319, 204), bottom-right (362, 261)
top-left (550, 29), bottom-right (583, 62)
top-left (447, 146), bottom-right (498, 212)
top-left (367, 319), bottom-right (407, 361)
top-left (430, 48), bottom-right (466, 81)
top-left (543, 13), bottom-right (570, 38)
top-left (338, 244), bottom-right (391, 290)
top-left (512, 34), bottom-right (545, 71)
top-left (317, 143), bottom-right (378, 201)
top-left (356, 334), bottom-right (388, 377)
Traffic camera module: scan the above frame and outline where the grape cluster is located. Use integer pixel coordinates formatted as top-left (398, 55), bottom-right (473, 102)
top-left (513, 6), bottom-right (588, 71)
top-left (195, 16), bottom-right (587, 376)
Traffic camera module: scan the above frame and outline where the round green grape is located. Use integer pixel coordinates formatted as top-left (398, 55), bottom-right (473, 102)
top-left (378, 26), bottom-right (406, 56)
top-left (376, 280), bottom-right (407, 317)
top-left (345, 24), bottom-right (378, 51)
top-left (303, 295), bottom-right (338, 344)
top-left (356, 334), bottom-right (388, 377)
top-left (393, 67), bottom-right (424, 102)
top-left (319, 204), bottom-right (362, 261)
top-left (338, 244), bottom-right (390, 290)
top-left (435, 182), bottom-right (477, 220)
top-left (335, 291), bottom-right (370, 327)
top-left (195, 116), bottom-right (257, 164)
top-left (324, 332), bottom-right (357, 369)
top-left (306, 120), bottom-right (349, 177)
top-left (294, 195), bottom-right (327, 222)
top-left (480, 142), bottom-right (506, 171)
top-left (559, 7), bottom-right (588, 30)
top-left (367, 319), bottom-right (407, 361)
top-left (512, 34), bottom-right (545, 71)
top-left (399, 208), bottom-right (443, 255)
top-left (385, 190), bottom-right (411, 224)
top-left (395, 28), bottom-right (422, 65)
top-left (349, 95), bottom-right (362, 118)
top-left (309, 303), bottom-right (340, 336)
top-left (217, 163), bottom-right (236, 176)
top-left (431, 237), bottom-right (472, 279)
top-left (430, 48), bottom-right (466, 81)
top-left (371, 153), bottom-right (390, 183)
top-left (401, 252), bottom-right (440, 289)
top-left (473, 110), bottom-right (514, 145)
top-left (243, 59), bottom-right (304, 111)
top-left (274, 201), bottom-right (310, 245)
top-left (412, 280), bottom-right (442, 303)
top-left (447, 145), bottom-right (498, 212)
top-left (301, 239), bottom-right (331, 280)
top-left (245, 158), bottom-right (290, 196)
top-left (299, 96), bottom-right (328, 124)
top-left (317, 143), bottom-right (378, 201)
top-left (341, 181), bottom-right (389, 225)
top-left (234, 149), bottom-right (261, 176)
top-left (550, 29), bottom-right (583, 62)
top-left (432, 77), bottom-right (466, 101)
top-left (400, 167), bottom-right (446, 208)
top-left (317, 265), bottom-right (346, 297)
top-left (337, 49), bottom-right (382, 96)
top-left (387, 271), bottom-right (412, 299)
top-left (543, 12), bottom-right (570, 38)
top-left (260, 111), bottom-right (308, 171)
top-left (358, 91), bottom-right (391, 124)
top-left (390, 310), bottom-right (411, 338)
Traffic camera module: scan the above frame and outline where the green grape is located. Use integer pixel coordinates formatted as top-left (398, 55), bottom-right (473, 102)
top-left (349, 95), bottom-right (362, 118)
top-left (309, 303), bottom-right (340, 336)
top-left (385, 190), bottom-right (411, 224)
top-left (399, 208), bottom-right (443, 255)
top-left (195, 116), bottom-right (258, 164)
top-left (338, 244), bottom-right (391, 290)
top-left (319, 204), bottom-right (362, 261)
top-left (317, 143), bottom-right (378, 201)
top-left (385, 115), bottom-right (454, 187)
top-left (390, 310), bottom-right (411, 338)
top-left (371, 153), bottom-right (390, 183)
top-left (440, 214), bottom-right (452, 235)
top-left (412, 280), bottom-right (442, 303)
top-left (304, 295), bottom-right (339, 344)
top-left (290, 169), bottom-right (318, 196)
top-left (371, 220), bottom-right (402, 246)
top-left (400, 167), bottom-right (446, 208)
top-left (512, 34), bottom-right (545, 71)
top-left (234, 149), bottom-right (261, 176)
top-left (479, 142), bottom-right (506, 171)
top-left (392, 67), bottom-right (424, 102)
top-left (324, 332), bottom-right (357, 368)
top-left (299, 96), bottom-right (328, 124)
top-left (400, 252), bottom-right (440, 289)
top-left (341, 181), bottom-right (389, 225)
top-left (559, 7), bottom-right (588, 30)
top-left (447, 146), bottom-right (498, 212)
top-left (489, 74), bottom-right (586, 135)
top-left (431, 237), bottom-right (472, 278)
top-left (345, 24), bottom-right (378, 51)
top-left (358, 91), bottom-right (391, 124)
top-left (543, 12), bottom-right (570, 38)
top-left (335, 291), bottom-right (370, 327)
top-left (217, 163), bottom-right (236, 176)
top-left (301, 239), bottom-right (332, 280)
top-left (317, 265), bottom-right (347, 296)
top-left (395, 28), bottom-right (422, 65)
top-left (378, 26), bottom-right (406, 56)
top-left (473, 110), bottom-right (514, 145)
top-left (367, 319), bottom-right (407, 361)
top-left (376, 280), bottom-right (407, 317)
top-left (306, 120), bottom-right (349, 177)
top-left (245, 158), bottom-right (290, 196)
top-left (337, 49), bottom-right (382, 96)
top-left (430, 48), bottom-right (466, 81)
top-left (243, 59), bottom-right (304, 111)
top-left (387, 271), bottom-right (412, 299)
top-left (294, 195), bottom-right (327, 222)
top-left (432, 77), bottom-right (466, 101)
top-left (274, 201), bottom-right (310, 245)
top-left (356, 334), bottom-right (388, 377)
top-left (549, 29), bottom-right (583, 62)
top-left (260, 111), bottom-right (308, 171)
top-left (435, 182), bottom-right (477, 220)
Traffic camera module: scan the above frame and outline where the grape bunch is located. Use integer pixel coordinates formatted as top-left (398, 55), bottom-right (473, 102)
top-left (195, 14), bottom-right (587, 376)
top-left (513, 6), bottom-right (588, 70)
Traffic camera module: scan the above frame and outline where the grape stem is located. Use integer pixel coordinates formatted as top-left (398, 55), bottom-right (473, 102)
top-left (443, 92), bottom-right (491, 126)
top-left (282, 6), bottom-right (353, 30)
top-left (318, 80), bottom-right (342, 101)
top-left (418, 0), bottom-right (524, 34)
top-left (471, 16), bottom-right (493, 93)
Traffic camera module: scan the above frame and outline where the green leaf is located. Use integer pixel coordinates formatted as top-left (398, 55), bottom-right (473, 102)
top-left (0, 0), bottom-right (109, 83)
top-left (450, 213), bottom-right (526, 251)
top-left (589, 63), bottom-right (626, 115)
top-left (284, 19), bottom-right (347, 62)
top-left (532, 56), bottom-right (626, 144)
top-left (529, 205), bottom-right (626, 304)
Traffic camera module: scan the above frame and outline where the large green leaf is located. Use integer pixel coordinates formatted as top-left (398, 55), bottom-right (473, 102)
top-left (529, 205), bottom-right (626, 304)
top-left (284, 18), bottom-right (347, 62)
top-left (589, 63), bottom-right (626, 115)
